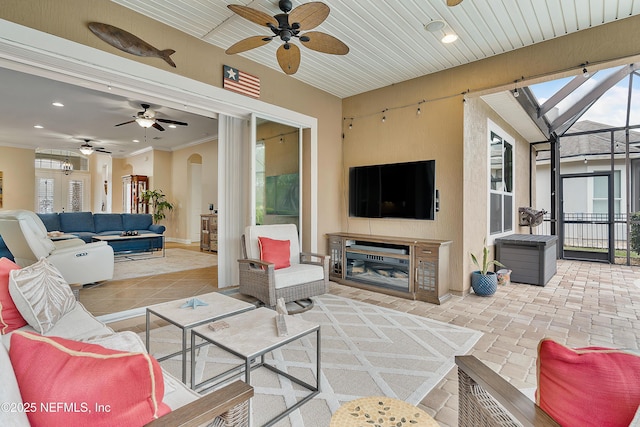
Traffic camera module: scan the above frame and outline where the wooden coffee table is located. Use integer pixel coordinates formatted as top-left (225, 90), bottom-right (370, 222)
top-left (145, 292), bottom-right (255, 384)
top-left (191, 307), bottom-right (321, 426)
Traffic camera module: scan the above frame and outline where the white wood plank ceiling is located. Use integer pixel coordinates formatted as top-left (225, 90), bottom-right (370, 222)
top-left (113, 1), bottom-right (640, 99)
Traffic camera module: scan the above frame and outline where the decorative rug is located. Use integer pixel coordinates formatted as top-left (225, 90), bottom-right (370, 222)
top-left (145, 294), bottom-right (482, 426)
top-left (112, 248), bottom-right (217, 280)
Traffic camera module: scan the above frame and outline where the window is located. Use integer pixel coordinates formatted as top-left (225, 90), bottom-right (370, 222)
top-left (593, 171), bottom-right (621, 214)
top-left (488, 122), bottom-right (514, 238)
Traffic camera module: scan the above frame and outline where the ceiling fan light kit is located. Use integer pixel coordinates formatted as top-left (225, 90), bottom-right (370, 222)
top-left (226, 1), bottom-right (349, 75)
top-left (79, 144), bottom-right (94, 155)
top-left (115, 103), bottom-right (188, 131)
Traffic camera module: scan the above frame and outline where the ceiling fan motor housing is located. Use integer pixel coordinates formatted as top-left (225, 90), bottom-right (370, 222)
top-left (279, 0), bottom-right (293, 13)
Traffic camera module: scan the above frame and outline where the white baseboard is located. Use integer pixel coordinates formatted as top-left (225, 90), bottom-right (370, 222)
top-left (165, 237), bottom-right (193, 244)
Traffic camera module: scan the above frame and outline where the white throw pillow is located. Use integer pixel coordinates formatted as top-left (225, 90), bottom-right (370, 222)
top-left (8, 258), bottom-right (76, 334)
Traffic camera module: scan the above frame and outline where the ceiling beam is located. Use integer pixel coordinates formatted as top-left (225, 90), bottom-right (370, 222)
top-left (538, 72), bottom-right (595, 118)
top-left (549, 64), bottom-right (640, 135)
top-left (515, 86), bottom-right (550, 139)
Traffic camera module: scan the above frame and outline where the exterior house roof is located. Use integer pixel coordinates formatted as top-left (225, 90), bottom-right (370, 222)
top-left (536, 121), bottom-right (640, 161)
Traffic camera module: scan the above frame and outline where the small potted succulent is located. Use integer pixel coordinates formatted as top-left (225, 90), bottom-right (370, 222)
top-left (470, 239), bottom-right (506, 296)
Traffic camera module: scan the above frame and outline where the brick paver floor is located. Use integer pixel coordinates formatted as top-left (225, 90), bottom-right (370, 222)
top-left (329, 259), bottom-right (640, 426)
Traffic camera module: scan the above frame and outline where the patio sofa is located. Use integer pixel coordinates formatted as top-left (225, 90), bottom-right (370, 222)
top-left (37, 212), bottom-right (165, 254)
top-left (1, 257), bottom-right (253, 427)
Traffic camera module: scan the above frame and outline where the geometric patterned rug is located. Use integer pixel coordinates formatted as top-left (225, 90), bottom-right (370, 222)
top-left (147, 294), bottom-right (482, 426)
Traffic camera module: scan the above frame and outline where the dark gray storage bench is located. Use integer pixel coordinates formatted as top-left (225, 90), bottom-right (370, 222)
top-left (495, 234), bottom-right (558, 286)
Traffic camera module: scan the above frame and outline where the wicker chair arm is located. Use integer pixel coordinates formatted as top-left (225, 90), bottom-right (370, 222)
top-left (144, 380), bottom-right (253, 427)
top-left (455, 356), bottom-right (559, 427)
top-left (300, 252), bottom-right (330, 265)
top-left (238, 258), bottom-right (274, 271)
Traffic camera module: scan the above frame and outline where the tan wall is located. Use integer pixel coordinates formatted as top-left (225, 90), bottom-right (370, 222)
top-left (463, 97), bottom-right (533, 294)
top-left (168, 141), bottom-right (217, 240)
top-left (0, 147), bottom-right (35, 209)
top-left (0, 0), bottom-right (343, 250)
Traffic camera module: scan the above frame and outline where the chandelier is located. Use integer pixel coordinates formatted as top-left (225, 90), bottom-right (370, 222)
top-left (61, 158), bottom-right (73, 175)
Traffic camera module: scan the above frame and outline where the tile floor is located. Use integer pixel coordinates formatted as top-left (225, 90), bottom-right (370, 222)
top-left (89, 243), bottom-right (640, 427)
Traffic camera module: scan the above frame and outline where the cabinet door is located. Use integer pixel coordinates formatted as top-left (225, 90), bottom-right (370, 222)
top-left (200, 216), bottom-right (210, 249)
top-left (208, 215), bottom-right (218, 251)
top-left (414, 245), bottom-right (439, 303)
top-left (328, 235), bottom-right (344, 280)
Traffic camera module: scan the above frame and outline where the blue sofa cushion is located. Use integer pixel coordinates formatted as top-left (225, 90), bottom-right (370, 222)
top-left (94, 214), bottom-right (124, 233)
top-left (59, 212), bottom-right (95, 233)
top-left (37, 213), bottom-right (61, 232)
top-left (122, 214), bottom-right (153, 231)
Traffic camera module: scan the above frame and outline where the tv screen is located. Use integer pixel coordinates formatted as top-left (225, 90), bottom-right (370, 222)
top-left (349, 160), bottom-right (436, 220)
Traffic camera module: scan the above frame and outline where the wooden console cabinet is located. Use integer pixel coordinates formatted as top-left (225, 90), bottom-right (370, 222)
top-left (327, 232), bottom-right (452, 304)
top-left (200, 214), bottom-right (218, 252)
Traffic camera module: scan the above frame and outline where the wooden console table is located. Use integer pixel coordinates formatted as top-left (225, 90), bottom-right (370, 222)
top-left (200, 214), bottom-right (218, 252)
top-left (327, 233), bottom-right (451, 304)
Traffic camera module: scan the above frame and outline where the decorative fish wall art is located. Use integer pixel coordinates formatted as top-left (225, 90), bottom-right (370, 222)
top-left (88, 22), bottom-right (177, 68)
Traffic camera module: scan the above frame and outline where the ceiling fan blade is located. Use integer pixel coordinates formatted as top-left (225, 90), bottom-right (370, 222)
top-left (447, 0), bottom-right (463, 6)
top-left (227, 5), bottom-right (278, 27)
top-left (152, 122), bottom-right (165, 131)
top-left (156, 118), bottom-right (188, 126)
top-left (288, 2), bottom-right (330, 30)
top-left (226, 36), bottom-right (273, 54)
top-left (277, 43), bottom-right (300, 75)
top-left (114, 120), bottom-right (135, 127)
top-left (300, 31), bottom-right (349, 55)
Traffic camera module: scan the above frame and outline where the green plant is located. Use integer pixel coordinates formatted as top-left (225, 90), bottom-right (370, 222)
top-left (631, 212), bottom-right (640, 253)
top-left (470, 238), bottom-right (506, 275)
top-left (141, 189), bottom-right (174, 224)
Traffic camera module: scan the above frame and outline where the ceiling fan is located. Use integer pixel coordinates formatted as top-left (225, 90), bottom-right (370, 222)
top-left (447, 0), bottom-right (463, 5)
top-left (78, 139), bottom-right (111, 155)
top-left (114, 103), bottom-right (188, 131)
top-left (225, 0), bottom-right (349, 75)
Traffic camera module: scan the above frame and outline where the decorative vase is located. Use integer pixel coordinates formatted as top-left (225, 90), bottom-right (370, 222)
top-left (471, 271), bottom-right (497, 296)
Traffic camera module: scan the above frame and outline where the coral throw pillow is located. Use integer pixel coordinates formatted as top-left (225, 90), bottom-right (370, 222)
top-left (258, 236), bottom-right (291, 269)
top-left (536, 338), bottom-right (640, 427)
top-left (0, 257), bottom-right (26, 334)
top-left (9, 331), bottom-right (171, 427)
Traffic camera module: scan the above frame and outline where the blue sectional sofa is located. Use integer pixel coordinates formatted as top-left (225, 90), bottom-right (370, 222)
top-left (37, 212), bottom-right (166, 254)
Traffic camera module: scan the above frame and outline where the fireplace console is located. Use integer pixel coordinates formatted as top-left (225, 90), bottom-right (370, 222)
top-left (327, 232), bottom-right (452, 304)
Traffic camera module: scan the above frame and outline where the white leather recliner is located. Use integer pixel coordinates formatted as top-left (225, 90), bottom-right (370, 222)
top-left (0, 210), bottom-right (114, 285)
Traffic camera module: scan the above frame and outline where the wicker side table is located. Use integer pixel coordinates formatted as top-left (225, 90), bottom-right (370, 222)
top-left (330, 396), bottom-right (439, 427)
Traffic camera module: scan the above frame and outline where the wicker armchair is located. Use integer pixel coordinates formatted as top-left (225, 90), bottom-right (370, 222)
top-left (238, 224), bottom-right (329, 308)
top-left (455, 355), bottom-right (559, 427)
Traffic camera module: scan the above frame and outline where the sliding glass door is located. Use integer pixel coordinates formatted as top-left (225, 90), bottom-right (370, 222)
top-left (253, 117), bottom-right (302, 230)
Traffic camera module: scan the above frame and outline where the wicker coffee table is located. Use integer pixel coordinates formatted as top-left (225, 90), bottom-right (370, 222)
top-left (145, 292), bottom-right (255, 384)
top-left (330, 396), bottom-right (439, 427)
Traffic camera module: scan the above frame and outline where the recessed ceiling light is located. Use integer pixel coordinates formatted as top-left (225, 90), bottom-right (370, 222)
top-left (52, 102), bottom-right (64, 107)
top-left (34, 125), bottom-right (43, 129)
top-left (132, 139), bottom-right (140, 143)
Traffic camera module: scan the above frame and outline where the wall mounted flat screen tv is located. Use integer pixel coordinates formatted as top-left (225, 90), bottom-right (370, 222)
top-left (349, 160), bottom-right (436, 220)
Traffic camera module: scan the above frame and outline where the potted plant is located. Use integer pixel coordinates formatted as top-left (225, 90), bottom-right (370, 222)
top-left (141, 189), bottom-right (174, 224)
top-left (470, 239), bottom-right (506, 296)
